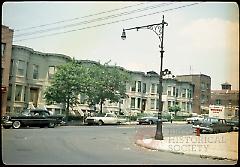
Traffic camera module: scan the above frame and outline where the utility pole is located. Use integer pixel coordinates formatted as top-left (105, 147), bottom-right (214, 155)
top-left (121, 15), bottom-right (168, 140)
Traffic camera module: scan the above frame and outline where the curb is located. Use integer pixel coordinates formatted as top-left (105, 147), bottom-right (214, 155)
top-left (135, 139), bottom-right (238, 161)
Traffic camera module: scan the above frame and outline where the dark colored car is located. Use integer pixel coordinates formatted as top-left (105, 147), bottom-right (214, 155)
top-left (192, 117), bottom-right (233, 133)
top-left (138, 116), bottom-right (168, 125)
top-left (1, 109), bottom-right (65, 129)
top-left (226, 117), bottom-right (239, 131)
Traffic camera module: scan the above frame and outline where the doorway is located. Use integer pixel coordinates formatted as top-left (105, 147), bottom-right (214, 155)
top-left (30, 88), bottom-right (39, 107)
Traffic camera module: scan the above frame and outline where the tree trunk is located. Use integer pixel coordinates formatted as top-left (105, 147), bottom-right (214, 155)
top-left (100, 100), bottom-right (103, 114)
top-left (66, 97), bottom-right (70, 122)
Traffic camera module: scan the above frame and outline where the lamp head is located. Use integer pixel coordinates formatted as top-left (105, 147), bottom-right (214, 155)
top-left (121, 29), bottom-right (126, 40)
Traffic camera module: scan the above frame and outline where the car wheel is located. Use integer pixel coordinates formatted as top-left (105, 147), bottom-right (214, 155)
top-left (149, 120), bottom-right (153, 125)
top-left (12, 121), bottom-right (21, 129)
top-left (98, 120), bottom-right (103, 126)
top-left (48, 122), bottom-right (55, 128)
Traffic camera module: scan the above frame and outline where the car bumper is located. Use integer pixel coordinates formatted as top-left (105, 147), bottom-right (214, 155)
top-left (192, 125), bottom-right (213, 133)
top-left (2, 120), bottom-right (13, 126)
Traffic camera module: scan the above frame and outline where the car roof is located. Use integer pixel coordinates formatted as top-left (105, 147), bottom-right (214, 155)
top-left (30, 109), bottom-right (49, 112)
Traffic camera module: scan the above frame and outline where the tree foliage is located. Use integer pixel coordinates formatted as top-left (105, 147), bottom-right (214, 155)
top-left (44, 60), bottom-right (130, 117)
top-left (169, 105), bottom-right (181, 116)
top-left (44, 60), bottom-right (90, 118)
top-left (86, 63), bottom-right (130, 113)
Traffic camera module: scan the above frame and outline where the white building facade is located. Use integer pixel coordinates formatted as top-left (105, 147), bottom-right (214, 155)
top-left (7, 45), bottom-right (194, 116)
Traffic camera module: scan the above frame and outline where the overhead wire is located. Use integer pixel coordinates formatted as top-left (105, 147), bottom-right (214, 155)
top-left (14, 2), bottom-right (146, 32)
top-left (13, 3), bottom-right (173, 38)
top-left (13, 2), bottom-right (201, 42)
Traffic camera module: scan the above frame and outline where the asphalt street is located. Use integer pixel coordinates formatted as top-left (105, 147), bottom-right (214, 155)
top-left (1, 123), bottom-right (237, 165)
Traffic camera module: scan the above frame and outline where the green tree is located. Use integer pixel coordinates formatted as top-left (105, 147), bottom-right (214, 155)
top-left (44, 60), bottom-right (90, 121)
top-left (169, 105), bottom-right (181, 116)
top-left (86, 63), bottom-right (130, 113)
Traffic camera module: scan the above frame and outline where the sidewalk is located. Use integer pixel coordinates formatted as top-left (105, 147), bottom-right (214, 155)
top-left (135, 132), bottom-right (238, 161)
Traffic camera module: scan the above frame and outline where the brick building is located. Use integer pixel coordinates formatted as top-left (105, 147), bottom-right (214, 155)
top-left (1, 25), bottom-right (14, 115)
top-left (175, 74), bottom-right (211, 115)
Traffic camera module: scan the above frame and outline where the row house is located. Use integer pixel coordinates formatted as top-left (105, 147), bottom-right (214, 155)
top-left (7, 44), bottom-right (195, 116)
top-left (7, 45), bottom-right (71, 114)
top-left (120, 71), bottom-right (194, 116)
top-left (78, 69), bottom-right (194, 116)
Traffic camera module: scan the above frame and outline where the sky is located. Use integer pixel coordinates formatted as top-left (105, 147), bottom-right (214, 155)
top-left (2, 1), bottom-right (239, 90)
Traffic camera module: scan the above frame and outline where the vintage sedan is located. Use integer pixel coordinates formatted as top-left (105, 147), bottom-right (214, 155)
top-left (85, 113), bottom-right (127, 126)
top-left (192, 117), bottom-right (233, 133)
top-left (137, 116), bottom-right (168, 125)
top-left (1, 109), bottom-right (65, 129)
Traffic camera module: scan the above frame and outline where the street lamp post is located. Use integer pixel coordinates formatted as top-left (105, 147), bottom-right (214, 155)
top-left (121, 15), bottom-right (168, 140)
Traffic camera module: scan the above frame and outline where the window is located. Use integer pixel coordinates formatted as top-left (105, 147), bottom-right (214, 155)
top-left (131, 97), bottom-right (135, 108)
top-left (157, 84), bottom-right (160, 94)
top-left (176, 88), bottom-right (179, 97)
top-left (156, 99), bottom-right (159, 109)
top-left (187, 89), bottom-right (192, 98)
top-left (182, 88), bottom-right (186, 98)
top-left (167, 86), bottom-right (171, 96)
top-left (173, 87), bottom-right (176, 96)
top-left (1, 43), bottom-right (6, 56)
top-left (151, 84), bottom-right (155, 94)
top-left (168, 101), bottom-right (171, 108)
top-left (201, 94), bottom-right (205, 104)
top-left (215, 99), bottom-right (221, 105)
top-left (48, 66), bottom-right (56, 79)
top-left (137, 98), bottom-right (141, 108)
top-left (131, 81), bottom-right (136, 92)
top-left (17, 60), bottom-right (25, 76)
top-left (15, 85), bottom-right (23, 101)
top-left (106, 113), bottom-right (115, 117)
top-left (143, 83), bottom-right (146, 93)
top-left (150, 99), bottom-right (155, 109)
top-left (33, 64), bottom-right (39, 79)
top-left (137, 81), bottom-right (141, 92)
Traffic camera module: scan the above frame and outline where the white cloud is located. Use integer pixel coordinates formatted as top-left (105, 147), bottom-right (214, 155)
top-left (180, 18), bottom-right (236, 50)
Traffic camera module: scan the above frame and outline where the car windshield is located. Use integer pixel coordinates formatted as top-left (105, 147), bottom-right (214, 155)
top-left (95, 113), bottom-right (106, 117)
top-left (211, 118), bottom-right (218, 123)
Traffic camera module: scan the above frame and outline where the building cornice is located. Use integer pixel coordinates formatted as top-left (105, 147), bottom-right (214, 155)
top-left (12, 45), bottom-right (72, 60)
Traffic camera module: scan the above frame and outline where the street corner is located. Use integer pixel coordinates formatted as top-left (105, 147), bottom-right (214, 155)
top-left (135, 137), bottom-right (172, 152)
top-left (135, 132), bottom-right (238, 161)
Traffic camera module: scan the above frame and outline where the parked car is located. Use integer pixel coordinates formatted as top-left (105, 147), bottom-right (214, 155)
top-left (192, 117), bottom-right (233, 133)
top-left (85, 113), bottom-right (127, 125)
top-left (137, 116), bottom-right (168, 125)
top-left (1, 109), bottom-right (65, 129)
top-left (226, 117), bottom-right (239, 131)
top-left (186, 115), bottom-right (204, 124)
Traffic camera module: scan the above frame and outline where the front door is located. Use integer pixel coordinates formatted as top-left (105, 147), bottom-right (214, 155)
top-left (142, 99), bottom-right (146, 112)
top-left (30, 88), bottom-right (39, 108)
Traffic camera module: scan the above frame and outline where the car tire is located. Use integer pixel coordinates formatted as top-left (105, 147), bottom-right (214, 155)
top-left (3, 125), bottom-right (11, 129)
top-left (48, 122), bottom-right (55, 128)
top-left (98, 120), bottom-right (103, 126)
top-left (12, 121), bottom-right (21, 129)
top-left (149, 120), bottom-right (153, 125)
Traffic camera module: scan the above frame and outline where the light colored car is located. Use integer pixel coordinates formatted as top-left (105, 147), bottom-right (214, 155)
top-left (85, 113), bottom-right (127, 125)
top-left (186, 115), bottom-right (204, 124)
top-left (137, 116), bottom-right (168, 125)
